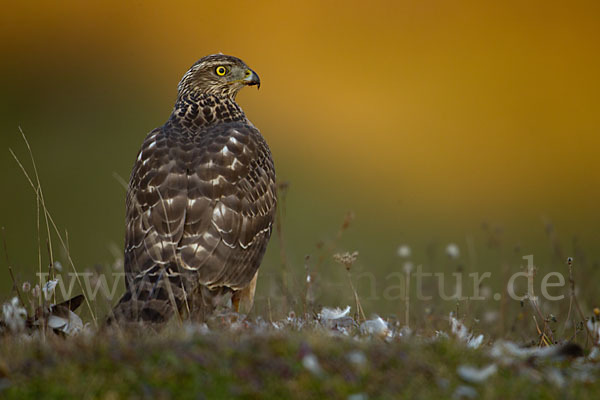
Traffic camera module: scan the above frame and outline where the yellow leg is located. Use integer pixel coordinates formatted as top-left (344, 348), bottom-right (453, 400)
top-left (232, 271), bottom-right (259, 314)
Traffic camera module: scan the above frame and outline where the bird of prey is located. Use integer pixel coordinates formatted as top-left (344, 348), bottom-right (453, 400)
top-left (109, 54), bottom-right (276, 324)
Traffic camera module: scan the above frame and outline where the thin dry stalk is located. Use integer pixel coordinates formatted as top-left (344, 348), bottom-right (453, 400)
top-left (564, 257), bottom-right (594, 346)
top-left (2, 228), bottom-right (27, 307)
top-left (335, 211), bottom-right (354, 241)
top-left (564, 258), bottom-right (575, 334)
top-left (10, 132), bottom-right (98, 325)
top-left (533, 315), bottom-right (552, 346)
top-left (112, 172), bottom-right (129, 190)
top-left (346, 271), bottom-right (366, 323)
top-left (267, 297), bottom-right (273, 323)
top-left (528, 296), bottom-right (555, 345)
top-left (19, 127), bottom-right (55, 284)
top-left (302, 255), bottom-right (312, 317)
top-left (35, 178), bottom-right (42, 308)
top-left (275, 182), bottom-right (294, 312)
top-left (334, 251), bottom-right (365, 322)
top-left (314, 211), bottom-right (355, 274)
top-left (404, 271), bottom-right (410, 329)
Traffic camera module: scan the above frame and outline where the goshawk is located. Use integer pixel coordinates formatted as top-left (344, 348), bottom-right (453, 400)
top-left (110, 54), bottom-right (276, 324)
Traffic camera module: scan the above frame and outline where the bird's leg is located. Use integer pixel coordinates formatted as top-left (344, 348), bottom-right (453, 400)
top-left (232, 270), bottom-right (259, 315)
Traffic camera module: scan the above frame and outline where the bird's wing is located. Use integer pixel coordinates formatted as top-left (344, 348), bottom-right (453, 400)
top-left (124, 127), bottom-right (189, 288)
top-left (124, 123), bottom-right (276, 291)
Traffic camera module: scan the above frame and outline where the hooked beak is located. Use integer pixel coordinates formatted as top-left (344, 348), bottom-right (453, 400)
top-left (243, 68), bottom-right (261, 89)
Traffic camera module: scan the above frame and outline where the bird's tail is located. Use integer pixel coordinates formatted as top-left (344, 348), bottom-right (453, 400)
top-left (107, 263), bottom-right (193, 325)
top-left (106, 264), bottom-right (235, 325)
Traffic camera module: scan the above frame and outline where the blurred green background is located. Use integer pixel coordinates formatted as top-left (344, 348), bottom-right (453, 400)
top-left (1, 1), bottom-right (599, 322)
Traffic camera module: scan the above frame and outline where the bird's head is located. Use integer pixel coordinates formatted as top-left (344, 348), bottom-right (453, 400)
top-left (177, 54), bottom-right (260, 100)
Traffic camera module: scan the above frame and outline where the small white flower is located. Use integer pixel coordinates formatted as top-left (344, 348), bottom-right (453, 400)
top-left (333, 251), bottom-right (359, 269)
top-left (346, 350), bottom-right (367, 366)
top-left (43, 279), bottom-right (59, 300)
top-left (271, 321), bottom-right (284, 330)
top-left (449, 313), bottom-right (484, 349)
top-left (446, 243), bottom-right (460, 259)
top-left (2, 297), bottom-right (27, 333)
top-left (302, 354), bottom-right (323, 376)
top-left (184, 322), bottom-right (210, 336)
top-left (360, 316), bottom-right (390, 339)
top-left (319, 306), bottom-right (351, 321)
top-left (452, 385), bottom-right (478, 399)
top-left (435, 330), bottom-right (450, 340)
top-left (468, 334), bottom-right (484, 349)
top-left (450, 313), bottom-right (469, 341)
top-left (490, 340), bottom-right (580, 363)
top-left (402, 261), bottom-right (414, 274)
top-left (397, 245), bottom-right (411, 258)
top-left (586, 319), bottom-right (600, 344)
top-left (399, 325), bottom-right (413, 337)
top-left (457, 364), bottom-right (497, 384)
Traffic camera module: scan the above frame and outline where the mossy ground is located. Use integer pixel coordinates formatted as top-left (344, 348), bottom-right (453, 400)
top-left (1, 321), bottom-right (598, 400)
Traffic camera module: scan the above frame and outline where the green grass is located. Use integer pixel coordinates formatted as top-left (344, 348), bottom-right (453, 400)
top-left (1, 320), bottom-right (598, 399)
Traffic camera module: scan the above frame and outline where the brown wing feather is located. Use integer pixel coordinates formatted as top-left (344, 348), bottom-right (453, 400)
top-left (124, 122), bottom-right (276, 294)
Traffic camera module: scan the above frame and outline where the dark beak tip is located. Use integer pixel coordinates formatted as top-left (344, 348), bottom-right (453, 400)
top-left (245, 69), bottom-right (260, 89)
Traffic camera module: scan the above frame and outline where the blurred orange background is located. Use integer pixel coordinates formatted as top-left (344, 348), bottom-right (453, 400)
top-left (1, 0), bottom-right (599, 313)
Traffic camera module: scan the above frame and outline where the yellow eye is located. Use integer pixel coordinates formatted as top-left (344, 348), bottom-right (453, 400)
top-left (215, 66), bottom-right (228, 76)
